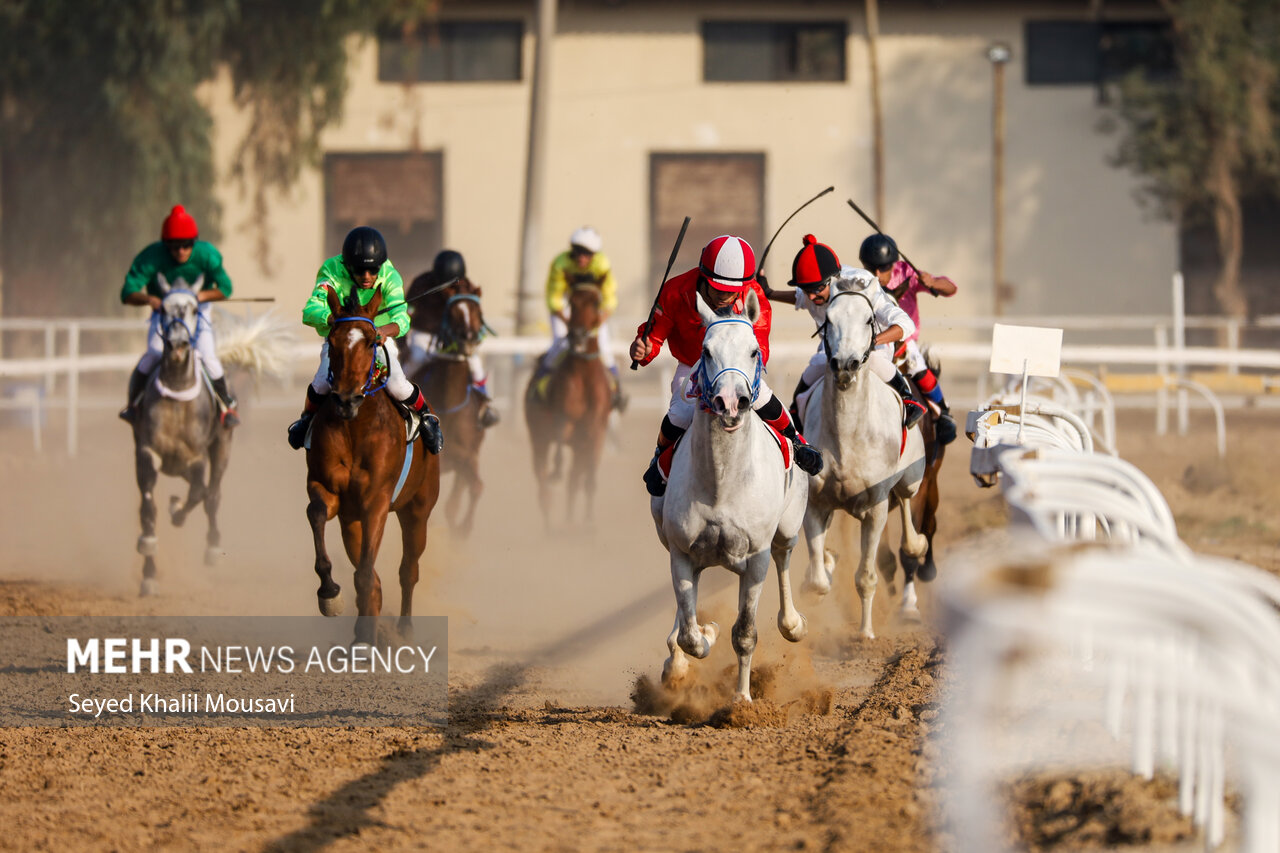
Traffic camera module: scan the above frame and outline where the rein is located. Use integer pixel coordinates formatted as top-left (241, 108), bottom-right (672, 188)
top-left (437, 293), bottom-right (496, 355)
top-left (159, 289), bottom-right (204, 348)
top-left (818, 290), bottom-right (876, 368)
top-left (329, 315), bottom-right (388, 397)
top-left (695, 316), bottom-right (763, 412)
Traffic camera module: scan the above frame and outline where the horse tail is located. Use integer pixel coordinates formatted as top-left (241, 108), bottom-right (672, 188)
top-left (922, 343), bottom-right (941, 377)
top-left (213, 309), bottom-right (298, 378)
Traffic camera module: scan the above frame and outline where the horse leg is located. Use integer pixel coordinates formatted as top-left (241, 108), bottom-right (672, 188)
top-left (351, 502), bottom-right (390, 646)
top-left (168, 461), bottom-right (206, 528)
top-left (916, 469), bottom-right (941, 583)
top-left (801, 504), bottom-right (835, 597)
top-left (662, 611), bottom-right (689, 687)
top-left (459, 454), bottom-right (483, 538)
top-left (529, 430), bottom-right (553, 531)
top-left (135, 447), bottom-right (160, 597)
top-left (895, 492), bottom-right (930, 618)
top-left (855, 503), bottom-right (890, 639)
top-left (732, 552), bottom-right (770, 704)
top-left (308, 485), bottom-right (343, 616)
top-left (672, 552), bottom-right (718, 659)
top-left (394, 502), bottom-right (428, 639)
top-left (771, 535), bottom-right (808, 642)
top-left (201, 435), bottom-right (230, 566)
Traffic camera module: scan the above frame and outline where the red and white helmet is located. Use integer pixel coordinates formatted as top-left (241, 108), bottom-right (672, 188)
top-left (698, 235), bottom-right (756, 292)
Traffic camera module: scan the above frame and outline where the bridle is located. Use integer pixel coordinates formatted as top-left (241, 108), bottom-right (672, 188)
top-left (159, 289), bottom-right (202, 349)
top-left (438, 292), bottom-right (494, 356)
top-left (817, 289), bottom-right (876, 369)
top-left (567, 283), bottom-right (602, 356)
top-left (328, 315), bottom-right (387, 397)
top-left (695, 316), bottom-right (763, 412)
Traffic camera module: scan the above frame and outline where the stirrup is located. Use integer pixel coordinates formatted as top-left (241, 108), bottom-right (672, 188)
top-left (119, 406), bottom-right (137, 424)
top-left (903, 399), bottom-right (926, 430)
top-left (420, 412), bottom-right (443, 454)
top-left (220, 401), bottom-right (240, 428)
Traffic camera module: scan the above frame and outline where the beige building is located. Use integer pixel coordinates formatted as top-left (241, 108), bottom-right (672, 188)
top-left (204, 0), bottom-right (1175, 341)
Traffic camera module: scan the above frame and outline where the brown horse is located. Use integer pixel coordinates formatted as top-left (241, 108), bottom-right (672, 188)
top-left (306, 287), bottom-right (441, 644)
top-left (524, 283), bottom-right (612, 528)
top-left (408, 285), bottom-right (488, 537)
top-left (879, 362), bottom-right (946, 603)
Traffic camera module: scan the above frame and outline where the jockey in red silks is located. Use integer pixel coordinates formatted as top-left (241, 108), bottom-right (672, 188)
top-left (629, 234), bottom-right (824, 497)
top-left (859, 233), bottom-right (960, 445)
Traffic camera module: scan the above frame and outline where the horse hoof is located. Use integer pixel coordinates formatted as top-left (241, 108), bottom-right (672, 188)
top-left (701, 621), bottom-right (720, 646)
top-left (139, 578), bottom-right (159, 597)
top-left (918, 560), bottom-right (938, 582)
top-left (801, 579), bottom-right (830, 598)
top-left (823, 550), bottom-right (837, 572)
top-left (732, 691), bottom-right (753, 705)
top-left (204, 547), bottom-right (222, 567)
top-left (779, 613), bottom-right (808, 643)
top-left (137, 535), bottom-right (158, 556)
top-left (661, 656), bottom-right (688, 688)
top-left (169, 496), bottom-right (186, 528)
top-left (318, 593), bottom-right (345, 617)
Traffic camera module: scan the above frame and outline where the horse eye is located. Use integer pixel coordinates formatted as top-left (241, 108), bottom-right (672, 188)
top-left (751, 349), bottom-right (760, 359)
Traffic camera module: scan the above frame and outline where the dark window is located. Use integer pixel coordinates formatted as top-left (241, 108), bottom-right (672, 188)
top-left (703, 21), bottom-right (846, 82)
top-left (1026, 19), bottom-right (1174, 86)
top-left (378, 21), bottom-right (523, 83)
top-left (325, 152), bottom-right (444, 281)
top-left (649, 153), bottom-right (765, 291)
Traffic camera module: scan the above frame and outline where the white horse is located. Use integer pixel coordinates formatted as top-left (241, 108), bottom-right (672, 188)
top-left (800, 289), bottom-right (929, 638)
top-left (650, 289), bottom-right (809, 703)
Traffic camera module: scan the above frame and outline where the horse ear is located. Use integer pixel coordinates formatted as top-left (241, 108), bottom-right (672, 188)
top-left (366, 288), bottom-right (383, 318)
top-left (156, 272), bottom-right (171, 295)
top-left (695, 290), bottom-right (716, 325)
top-left (743, 288), bottom-right (760, 325)
top-left (325, 285), bottom-right (341, 316)
top-left (191, 273), bottom-right (205, 291)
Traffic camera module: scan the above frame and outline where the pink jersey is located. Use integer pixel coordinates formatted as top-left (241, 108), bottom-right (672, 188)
top-left (886, 260), bottom-right (955, 343)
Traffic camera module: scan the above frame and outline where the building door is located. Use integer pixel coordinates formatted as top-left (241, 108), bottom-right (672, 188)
top-left (324, 152), bottom-right (444, 283)
top-left (649, 153), bottom-right (765, 293)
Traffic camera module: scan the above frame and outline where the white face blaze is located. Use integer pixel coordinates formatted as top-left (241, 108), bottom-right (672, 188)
top-left (345, 325), bottom-right (365, 352)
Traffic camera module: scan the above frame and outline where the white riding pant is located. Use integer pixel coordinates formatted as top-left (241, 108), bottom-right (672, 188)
top-left (404, 330), bottom-right (488, 387)
top-left (665, 360), bottom-right (776, 431)
top-left (799, 341), bottom-right (896, 387)
top-left (135, 305), bottom-right (224, 379)
top-left (547, 313), bottom-right (617, 371)
top-left (900, 338), bottom-right (928, 376)
top-left (310, 336), bottom-right (414, 400)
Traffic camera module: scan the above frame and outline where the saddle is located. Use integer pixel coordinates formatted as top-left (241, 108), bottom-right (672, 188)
top-left (654, 420), bottom-right (792, 485)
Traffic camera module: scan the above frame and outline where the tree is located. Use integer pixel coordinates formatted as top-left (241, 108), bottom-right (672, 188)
top-left (1109, 0), bottom-right (1280, 322)
top-left (0, 0), bottom-right (434, 317)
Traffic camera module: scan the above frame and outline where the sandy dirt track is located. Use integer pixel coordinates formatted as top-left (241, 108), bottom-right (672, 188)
top-left (0, 390), bottom-right (1275, 851)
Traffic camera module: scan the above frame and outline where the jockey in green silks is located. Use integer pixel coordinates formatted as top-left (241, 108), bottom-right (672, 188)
top-left (285, 226), bottom-right (441, 453)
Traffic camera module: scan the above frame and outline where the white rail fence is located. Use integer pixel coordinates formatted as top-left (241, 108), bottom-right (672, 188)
top-left (941, 386), bottom-right (1280, 851)
top-left (2, 315), bottom-right (1279, 456)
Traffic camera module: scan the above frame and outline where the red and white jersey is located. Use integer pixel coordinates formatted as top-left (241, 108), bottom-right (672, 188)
top-left (635, 268), bottom-right (773, 368)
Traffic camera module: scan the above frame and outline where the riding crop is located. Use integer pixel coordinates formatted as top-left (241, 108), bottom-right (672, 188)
top-left (845, 198), bottom-right (922, 274)
top-left (756, 186), bottom-right (835, 271)
top-left (631, 215), bottom-right (690, 370)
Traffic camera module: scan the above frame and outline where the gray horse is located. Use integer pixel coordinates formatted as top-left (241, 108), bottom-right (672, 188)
top-left (128, 274), bottom-right (278, 596)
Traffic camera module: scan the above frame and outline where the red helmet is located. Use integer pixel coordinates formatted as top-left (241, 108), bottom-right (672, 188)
top-left (698, 235), bottom-right (756, 292)
top-left (161, 205), bottom-right (198, 241)
top-left (790, 234), bottom-right (841, 289)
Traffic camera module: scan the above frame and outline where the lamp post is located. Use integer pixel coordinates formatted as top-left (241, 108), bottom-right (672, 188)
top-left (987, 41), bottom-right (1011, 317)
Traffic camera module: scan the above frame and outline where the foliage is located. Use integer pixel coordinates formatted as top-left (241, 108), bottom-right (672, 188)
top-left (0, 0), bottom-right (437, 316)
top-left (1109, 0), bottom-right (1280, 318)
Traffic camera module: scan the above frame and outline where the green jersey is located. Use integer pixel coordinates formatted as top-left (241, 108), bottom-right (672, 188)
top-left (120, 240), bottom-right (233, 302)
top-left (303, 256), bottom-right (410, 338)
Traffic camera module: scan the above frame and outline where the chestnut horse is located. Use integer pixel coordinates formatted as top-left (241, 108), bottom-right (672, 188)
top-left (306, 287), bottom-right (440, 644)
top-left (878, 359), bottom-right (947, 608)
top-left (408, 284), bottom-right (489, 537)
top-left (524, 283), bottom-right (612, 527)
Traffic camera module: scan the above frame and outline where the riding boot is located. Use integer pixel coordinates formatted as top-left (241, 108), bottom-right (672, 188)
top-left (789, 376), bottom-right (812, 434)
top-left (643, 417), bottom-right (685, 497)
top-left (912, 369), bottom-right (957, 445)
top-left (119, 367), bottom-right (149, 423)
top-left (287, 386), bottom-right (325, 450)
top-left (889, 372), bottom-right (926, 430)
top-left (398, 383), bottom-right (443, 454)
top-left (474, 383), bottom-right (500, 429)
top-left (758, 394), bottom-right (823, 476)
top-left (210, 376), bottom-right (240, 428)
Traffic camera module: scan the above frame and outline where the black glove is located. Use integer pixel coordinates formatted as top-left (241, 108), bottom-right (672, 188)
top-left (756, 271), bottom-right (769, 290)
top-left (793, 441), bottom-right (823, 476)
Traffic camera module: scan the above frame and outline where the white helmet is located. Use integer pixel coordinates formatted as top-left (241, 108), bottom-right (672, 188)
top-left (569, 226), bottom-right (603, 254)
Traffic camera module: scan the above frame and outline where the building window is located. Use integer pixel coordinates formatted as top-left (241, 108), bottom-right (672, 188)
top-left (703, 21), bottom-right (847, 82)
top-left (1025, 19), bottom-right (1174, 86)
top-left (649, 153), bottom-right (765, 290)
top-left (378, 21), bottom-right (523, 83)
top-left (325, 152), bottom-right (444, 281)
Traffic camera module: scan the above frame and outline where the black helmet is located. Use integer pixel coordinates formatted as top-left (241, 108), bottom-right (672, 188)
top-left (432, 249), bottom-right (466, 281)
top-left (342, 226), bottom-right (388, 275)
top-left (858, 233), bottom-right (899, 272)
